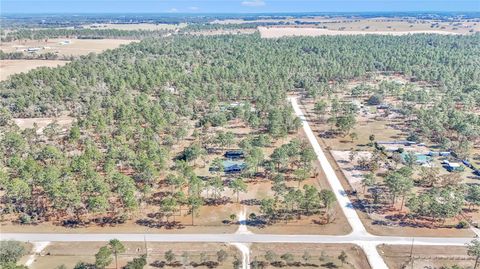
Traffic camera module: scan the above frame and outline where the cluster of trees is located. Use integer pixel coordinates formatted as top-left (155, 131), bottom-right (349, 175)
top-left (1, 28), bottom-right (173, 42)
top-left (258, 184), bottom-right (336, 225)
top-left (0, 51), bottom-right (65, 60)
top-left (249, 249), bottom-right (349, 268)
top-left (414, 100), bottom-right (480, 158)
top-left (0, 241), bottom-right (27, 269)
top-left (0, 32), bottom-right (478, 226)
top-left (151, 248), bottom-right (231, 268)
top-left (407, 186), bottom-right (465, 223)
top-left (355, 142), bottom-right (480, 226)
top-left (181, 23), bottom-right (264, 32)
top-left (323, 98), bottom-right (358, 135)
top-left (245, 139), bottom-right (338, 224)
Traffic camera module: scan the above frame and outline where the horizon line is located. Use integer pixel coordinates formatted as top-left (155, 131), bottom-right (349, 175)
top-left (2, 11), bottom-right (480, 16)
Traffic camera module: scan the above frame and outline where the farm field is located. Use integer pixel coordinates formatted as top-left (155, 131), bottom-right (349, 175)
top-left (214, 17), bottom-right (479, 34)
top-left (259, 26), bottom-right (465, 38)
top-left (378, 244), bottom-right (475, 269)
top-left (0, 60), bottom-right (69, 81)
top-left (17, 242), bottom-right (239, 269)
top-left (250, 243), bottom-right (371, 269)
top-left (0, 38), bottom-right (137, 58)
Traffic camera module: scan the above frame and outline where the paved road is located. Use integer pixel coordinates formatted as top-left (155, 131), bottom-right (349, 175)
top-left (1, 232), bottom-right (471, 246)
top-left (1, 97), bottom-right (475, 269)
top-left (291, 96), bottom-right (386, 269)
top-left (290, 97), bottom-right (367, 235)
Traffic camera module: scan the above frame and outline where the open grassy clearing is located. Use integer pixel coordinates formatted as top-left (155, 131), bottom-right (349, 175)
top-left (378, 244), bottom-right (475, 269)
top-left (250, 243), bottom-right (370, 269)
top-left (17, 242), bottom-right (239, 269)
top-left (0, 60), bottom-right (69, 81)
top-left (0, 38), bottom-right (137, 58)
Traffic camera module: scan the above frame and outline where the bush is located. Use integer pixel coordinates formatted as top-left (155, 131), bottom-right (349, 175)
top-left (406, 133), bottom-right (420, 142)
top-left (125, 255), bottom-right (147, 269)
top-left (0, 240), bottom-right (26, 265)
top-left (457, 220), bottom-right (470, 229)
top-left (19, 214), bottom-right (32, 224)
top-left (367, 94), bottom-right (383, 106)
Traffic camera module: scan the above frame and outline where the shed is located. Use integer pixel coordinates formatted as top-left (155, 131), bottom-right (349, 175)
top-left (443, 161), bottom-right (463, 172)
top-left (223, 160), bottom-right (246, 173)
top-left (225, 150), bottom-right (244, 159)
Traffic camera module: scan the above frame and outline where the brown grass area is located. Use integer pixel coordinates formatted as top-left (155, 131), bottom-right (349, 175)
top-left (0, 60), bottom-right (69, 81)
top-left (213, 17), bottom-right (480, 35)
top-left (259, 26), bottom-right (465, 38)
top-left (251, 243), bottom-right (370, 269)
top-left (378, 244), bottom-right (475, 269)
top-left (18, 242), bottom-right (239, 269)
top-left (0, 38), bottom-right (137, 57)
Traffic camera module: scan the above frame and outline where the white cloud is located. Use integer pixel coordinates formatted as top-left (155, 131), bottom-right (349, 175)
top-left (168, 8), bottom-right (178, 13)
top-left (241, 0), bottom-right (266, 7)
top-left (189, 6), bottom-right (199, 11)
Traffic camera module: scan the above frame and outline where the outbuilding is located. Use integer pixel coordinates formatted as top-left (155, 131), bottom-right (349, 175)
top-left (225, 150), bottom-right (244, 159)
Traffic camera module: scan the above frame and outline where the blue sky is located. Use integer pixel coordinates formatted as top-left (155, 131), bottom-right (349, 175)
top-left (1, 0), bottom-right (479, 14)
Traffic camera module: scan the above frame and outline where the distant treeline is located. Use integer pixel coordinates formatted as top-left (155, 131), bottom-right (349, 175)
top-left (180, 22), bottom-right (292, 33)
top-left (1, 28), bottom-right (173, 42)
top-left (2, 12), bottom-right (479, 29)
top-left (0, 50), bottom-right (73, 60)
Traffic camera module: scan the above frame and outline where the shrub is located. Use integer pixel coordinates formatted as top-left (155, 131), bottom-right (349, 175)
top-left (457, 220), bottom-right (470, 229)
top-left (367, 94), bottom-right (383, 106)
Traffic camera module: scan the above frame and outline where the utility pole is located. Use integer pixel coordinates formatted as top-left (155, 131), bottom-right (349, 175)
top-left (144, 234), bottom-right (148, 265)
top-left (410, 237), bottom-right (415, 269)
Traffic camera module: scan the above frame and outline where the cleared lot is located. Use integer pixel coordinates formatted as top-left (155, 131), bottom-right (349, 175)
top-left (0, 60), bottom-right (69, 81)
top-left (0, 38), bottom-right (136, 58)
top-left (18, 242), bottom-right (239, 269)
top-left (378, 244), bottom-right (475, 269)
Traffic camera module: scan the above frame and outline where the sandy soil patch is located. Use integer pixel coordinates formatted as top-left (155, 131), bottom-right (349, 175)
top-left (0, 60), bottom-right (69, 81)
top-left (0, 38), bottom-right (137, 57)
top-left (378, 244), bottom-right (475, 269)
top-left (331, 150), bottom-right (371, 186)
top-left (13, 115), bottom-right (75, 133)
top-left (259, 26), bottom-right (464, 38)
top-left (251, 243), bottom-right (370, 269)
top-left (301, 96), bottom-right (405, 151)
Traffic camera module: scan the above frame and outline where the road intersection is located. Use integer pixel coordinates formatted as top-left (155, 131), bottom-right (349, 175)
top-left (1, 97), bottom-right (475, 269)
